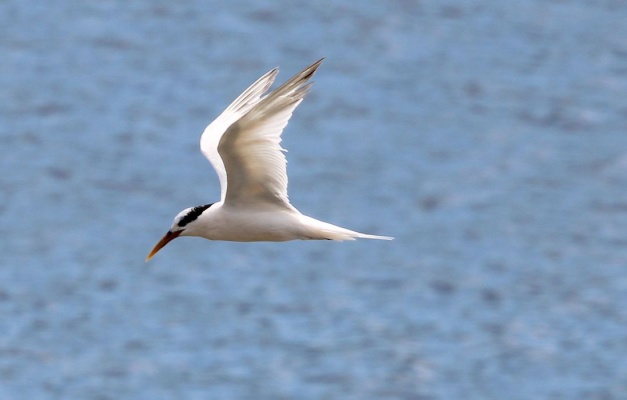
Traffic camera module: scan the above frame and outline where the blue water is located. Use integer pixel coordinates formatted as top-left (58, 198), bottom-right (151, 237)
top-left (2, 1), bottom-right (627, 399)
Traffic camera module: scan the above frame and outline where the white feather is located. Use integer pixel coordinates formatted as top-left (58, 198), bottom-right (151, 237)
top-left (200, 67), bottom-right (279, 202)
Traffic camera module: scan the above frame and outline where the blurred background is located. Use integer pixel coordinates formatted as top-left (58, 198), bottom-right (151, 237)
top-left (1, 1), bottom-right (627, 399)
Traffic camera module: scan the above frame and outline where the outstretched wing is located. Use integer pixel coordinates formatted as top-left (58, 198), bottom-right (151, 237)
top-left (200, 67), bottom-right (279, 201)
top-left (217, 59), bottom-right (323, 209)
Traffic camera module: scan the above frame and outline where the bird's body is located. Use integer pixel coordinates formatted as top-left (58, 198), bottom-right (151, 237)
top-left (147, 59), bottom-right (392, 261)
top-left (184, 204), bottom-right (386, 242)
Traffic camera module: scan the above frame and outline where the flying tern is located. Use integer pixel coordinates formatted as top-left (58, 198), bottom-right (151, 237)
top-left (146, 59), bottom-right (393, 261)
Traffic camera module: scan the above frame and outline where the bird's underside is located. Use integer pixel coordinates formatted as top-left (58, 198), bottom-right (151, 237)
top-left (181, 203), bottom-right (392, 242)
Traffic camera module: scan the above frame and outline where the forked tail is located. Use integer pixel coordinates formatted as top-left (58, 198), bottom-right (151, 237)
top-left (352, 232), bottom-right (394, 241)
top-left (299, 215), bottom-right (393, 241)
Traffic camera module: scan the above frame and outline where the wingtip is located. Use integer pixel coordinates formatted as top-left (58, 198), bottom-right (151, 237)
top-left (309, 57), bottom-right (325, 73)
top-left (300, 58), bottom-right (325, 80)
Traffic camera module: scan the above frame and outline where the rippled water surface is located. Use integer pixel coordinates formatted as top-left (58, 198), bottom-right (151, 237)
top-left (2, 1), bottom-right (627, 399)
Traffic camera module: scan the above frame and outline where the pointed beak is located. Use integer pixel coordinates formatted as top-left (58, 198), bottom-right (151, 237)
top-left (146, 230), bottom-right (183, 262)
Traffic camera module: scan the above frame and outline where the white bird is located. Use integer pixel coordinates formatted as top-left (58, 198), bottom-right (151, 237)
top-left (146, 59), bottom-right (393, 261)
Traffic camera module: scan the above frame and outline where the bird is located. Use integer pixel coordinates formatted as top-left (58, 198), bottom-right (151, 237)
top-left (146, 58), bottom-right (393, 261)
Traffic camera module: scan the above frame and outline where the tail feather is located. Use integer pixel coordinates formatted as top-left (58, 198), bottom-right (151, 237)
top-left (321, 230), bottom-right (394, 241)
top-left (298, 215), bottom-right (393, 241)
top-left (353, 233), bottom-right (394, 241)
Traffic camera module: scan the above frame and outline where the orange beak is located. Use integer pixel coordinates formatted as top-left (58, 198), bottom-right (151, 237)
top-left (146, 230), bottom-right (183, 262)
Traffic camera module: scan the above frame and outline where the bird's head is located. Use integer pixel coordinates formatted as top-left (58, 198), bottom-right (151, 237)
top-left (145, 203), bottom-right (214, 262)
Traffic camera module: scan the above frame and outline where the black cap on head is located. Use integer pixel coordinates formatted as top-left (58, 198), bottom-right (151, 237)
top-left (178, 203), bottom-right (214, 228)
